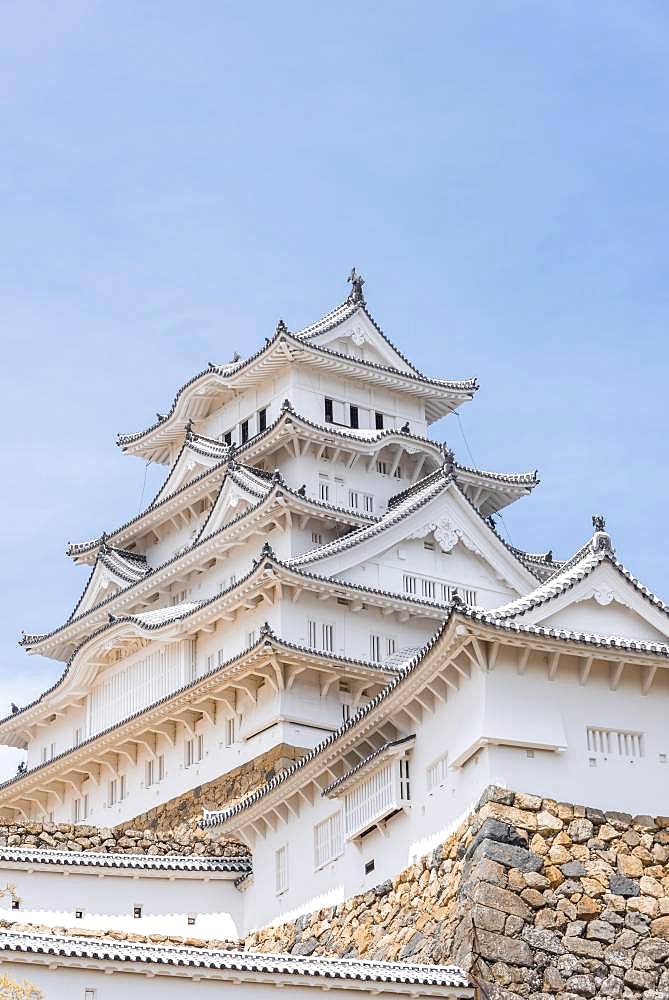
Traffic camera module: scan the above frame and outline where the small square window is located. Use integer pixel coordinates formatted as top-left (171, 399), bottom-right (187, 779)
top-left (84, 990), bottom-right (97, 1000)
top-left (660, 753), bottom-right (667, 764)
top-left (364, 859), bottom-right (375, 875)
top-left (11, 900), bottom-right (19, 910)
top-left (75, 909), bottom-right (84, 919)
top-left (187, 914), bottom-right (196, 926)
top-left (133, 905), bottom-right (142, 919)
top-left (588, 757), bottom-right (597, 768)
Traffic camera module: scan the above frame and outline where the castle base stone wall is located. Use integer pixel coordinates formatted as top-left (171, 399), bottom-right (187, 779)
top-left (0, 745), bottom-right (303, 857)
top-left (245, 786), bottom-right (669, 1000)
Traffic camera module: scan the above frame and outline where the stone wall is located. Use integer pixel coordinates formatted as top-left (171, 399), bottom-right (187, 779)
top-left (245, 786), bottom-right (669, 1000)
top-left (0, 745), bottom-right (303, 857)
top-left (121, 744), bottom-right (304, 844)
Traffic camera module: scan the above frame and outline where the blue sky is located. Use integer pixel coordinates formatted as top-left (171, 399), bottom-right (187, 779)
top-left (1, 2), bottom-right (668, 776)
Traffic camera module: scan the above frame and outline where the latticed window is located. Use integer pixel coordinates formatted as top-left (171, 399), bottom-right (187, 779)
top-left (314, 813), bottom-right (343, 869)
top-left (587, 727), bottom-right (644, 759)
top-left (344, 763), bottom-right (394, 838)
top-left (426, 752), bottom-right (448, 791)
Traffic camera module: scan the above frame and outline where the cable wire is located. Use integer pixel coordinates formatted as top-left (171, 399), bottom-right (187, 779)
top-left (453, 412), bottom-right (514, 546)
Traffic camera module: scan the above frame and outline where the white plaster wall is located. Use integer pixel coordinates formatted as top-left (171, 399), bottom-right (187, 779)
top-left (0, 867), bottom-right (243, 940)
top-left (0, 962), bottom-right (454, 1000)
top-left (239, 654), bottom-right (669, 932)
top-left (341, 537), bottom-right (517, 610)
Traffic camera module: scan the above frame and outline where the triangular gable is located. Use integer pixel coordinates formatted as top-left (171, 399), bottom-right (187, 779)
top-left (197, 466), bottom-right (272, 543)
top-left (297, 302), bottom-right (418, 376)
top-left (293, 474), bottom-right (536, 597)
top-left (69, 549), bottom-right (149, 621)
top-left (345, 530), bottom-right (519, 609)
top-left (516, 557), bottom-right (669, 643)
top-left (150, 439), bottom-right (227, 507)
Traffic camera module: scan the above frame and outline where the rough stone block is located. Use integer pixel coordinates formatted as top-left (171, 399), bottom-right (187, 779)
top-left (521, 926), bottom-right (565, 955)
top-left (536, 811), bottom-right (563, 835)
top-left (472, 904), bottom-right (506, 933)
top-left (609, 875), bottom-right (641, 898)
top-left (617, 854), bottom-right (644, 878)
top-left (605, 811), bottom-right (632, 831)
top-left (567, 818), bottom-right (594, 843)
top-left (564, 936), bottom-right (604, 959)
top-left (476, 929), bottom-right (533, 967)
top-left (473, 838), bottom-right (543, 873)
top-left (564, 974), bottom-right (597, 997)
top-left (650, 915), bottom-right (669, 941)
top-left (514, 792), bottom-right (543, 812)
top-left (479, 801), bottom-right (539, 832)
top-left (561, 861), bottom-right (587, 878)
top-left (473, 881), bottom-right (532, 920)
top-left (585, 919), bottom-right (615, 943)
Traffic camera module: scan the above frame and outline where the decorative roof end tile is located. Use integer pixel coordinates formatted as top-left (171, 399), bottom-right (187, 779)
top-left (346, 267), bottom-right (366, 305)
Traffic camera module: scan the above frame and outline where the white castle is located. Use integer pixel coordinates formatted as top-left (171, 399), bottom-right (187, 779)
top-left (0, 272), bottom-right (667, 994)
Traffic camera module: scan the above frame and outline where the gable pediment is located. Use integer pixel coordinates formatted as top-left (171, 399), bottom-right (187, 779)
top-left (308, 310), bottom-right (417, 375)
top-left (71, 562), bottom-right (124, 620)
top-left (518, 560), bottom-right (669, 642)
top-left (197, 472), bottom-right (268, 542)
top-left (309, 479), bottom-right (536, 598)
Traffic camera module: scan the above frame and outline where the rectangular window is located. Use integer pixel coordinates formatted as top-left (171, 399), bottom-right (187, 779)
top-left (158, 754), bottom-right (165, 782)
top-left (119, 775), bottom-right (126, 800)
top-left (108, 779), bottom-right (117, 807)
top-left (586, 727), bottom-right (645, 759)
top-left (377, 461), bottom-right (388, 476)
top-left (247, 630), bottom-right (257, 649)
top-left (41, 747), bottom-right (47, 764)
top-left (324, 397), bottom-right (334, 423)
top-left (73, 795), bottom-right (89, 823)
top-left (403, 574), bottom-right (417, 595)
top-left (375, 412), bottom-right (384, 430)
top-left (424, 541), bottom-right (434, 551)
top-left (385, 636), bottom-right (396, 658)
top-left (426, 752), bottom-right (448, 791)
top-left (275, 845), bottom-right (288, 895)
top-left (207, 654), bottom-right (214, 672)
top-left (314, 813), bottom-right (343, 869)
top-left (145, 760), bottom-right (154, 788)
top-left (421, 578), bottom-right (436, 600)
top-left (311, 531), bottom-right (323, 545)
top-left (185, 736), bottom-right (203, 767)
top-left (363, 494), bottom-right (374, 513)
top-left (133, 905), bottom-right (142, 919)
top-left (240, 419), bottom-right (249, 444)
top-left (342, 703), bottom-right (351, 723)
top-left (319, 476), bottom-right (331, 502)
top-left (73, 727), bottom-right (84, 748)
top-left (399, 759), bottom-right (410, 801)
top-left (84, 990), bottom-right (97, 1000)
top-left (223, 431), bottom-right (232, 446)
top-left (258, 407), bottom-right (267, 432)
top-left (322, 623), bottom-right (335, 652)
top-left (308, 619), bottom-right (317, 647)
top-left (349, 405), bottom-right (359, 429)
top-left (348, 489), bottom-right (359, 509)
top-left (369, 634), bottom-right (382, 662)
top-left (225, 717), bottom-right (235, 747)
top-left (393, 466), bottom-right (402, 479)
